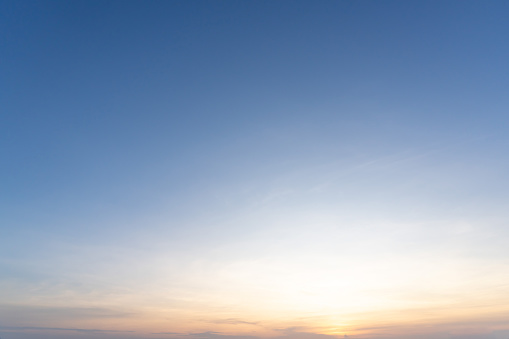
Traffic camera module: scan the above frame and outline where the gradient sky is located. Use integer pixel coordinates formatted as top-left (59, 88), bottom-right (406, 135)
top-left (2, 1), bottom-right (509, 339)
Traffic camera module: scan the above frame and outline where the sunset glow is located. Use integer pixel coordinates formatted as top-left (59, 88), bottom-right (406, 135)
top-left (2, 1), bottom-right (509, 339)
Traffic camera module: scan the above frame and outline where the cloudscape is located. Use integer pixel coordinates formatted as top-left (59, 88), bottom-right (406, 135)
top-left (2, 1), bottom-right (509, 339)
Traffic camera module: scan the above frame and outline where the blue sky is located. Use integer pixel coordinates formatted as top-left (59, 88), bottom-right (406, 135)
top-left (2, 1), bottom-right (509, 339)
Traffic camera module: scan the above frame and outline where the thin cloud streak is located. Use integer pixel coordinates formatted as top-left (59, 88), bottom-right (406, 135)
top-left (210, 319), bottom-right (259, 326)
top-left (0, 326), bottom-right (135, 333)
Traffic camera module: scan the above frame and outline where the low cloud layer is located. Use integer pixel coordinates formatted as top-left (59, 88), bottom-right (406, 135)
top-left (0, 304), bottom-right (133, 327)
top-left (3, 325), bottom-right (509, 339)
top-left (0, 326), bottom-right (134, 333)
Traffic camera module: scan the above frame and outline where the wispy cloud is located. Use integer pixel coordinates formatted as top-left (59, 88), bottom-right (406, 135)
top-left (0, 304), bottom-right (133, 322)
top-left (150, 331), bottom-right (258, 339)
top-left (151, 329), bottom-right (342, 339)
top-left (0, 326), bottom-right (134, 333)
top-left (274, 327), bottom-right (309, 333)
top-left (210, 318), bottom-right (259, 326)
top-left (272, 328), bottom-right (342, 339)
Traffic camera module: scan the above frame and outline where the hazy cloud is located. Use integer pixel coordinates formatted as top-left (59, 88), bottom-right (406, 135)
top-left (0, 325), bottom-right (135, 333)
top-left (149, 329), bottom-right (342, 339)
top-left (274, 330), bottom-right (342, 339)
top-left (210, 319), bottom-right (259, 326)
top-left (152, 332), bottom-right (182, 335)
top-left (0, 304), bottom-right (133, 324)
top-left (150, 331), bottom-right (258, 339)
top-left (274, 327), bottom-right (309, 333)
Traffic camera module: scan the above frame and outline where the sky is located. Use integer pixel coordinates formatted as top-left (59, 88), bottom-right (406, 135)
top-left (2, 1), bottom-right (509, 339)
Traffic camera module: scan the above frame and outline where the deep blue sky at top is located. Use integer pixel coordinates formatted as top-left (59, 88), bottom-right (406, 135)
top-left (2, 0), bottom-right (509, 238)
